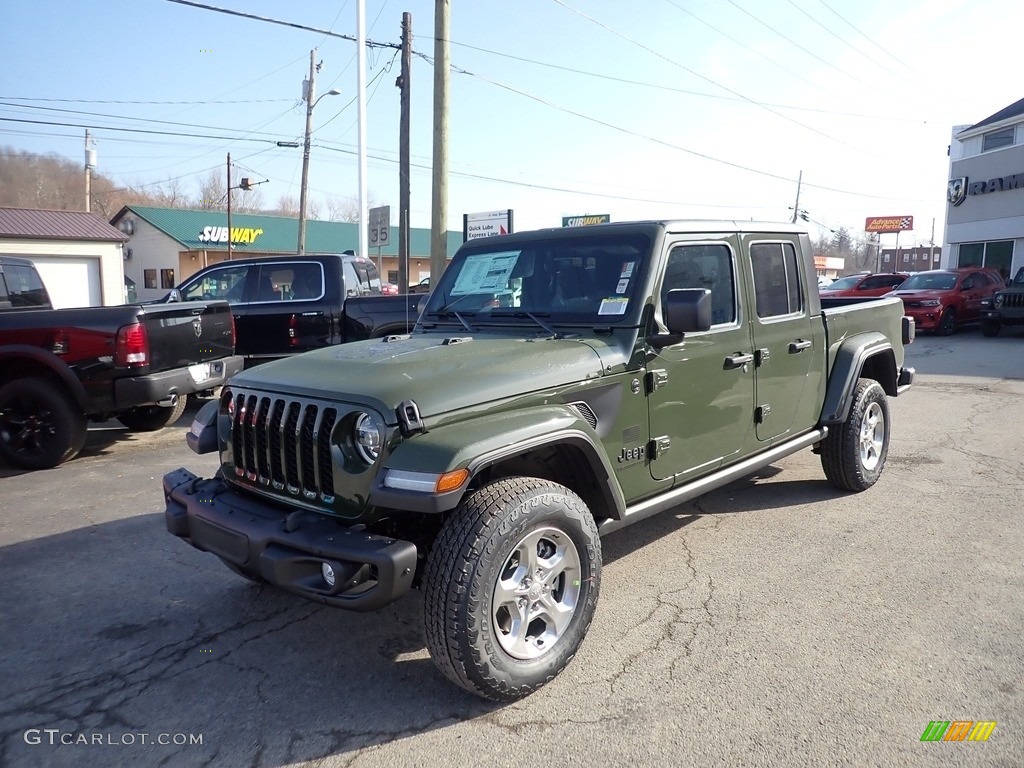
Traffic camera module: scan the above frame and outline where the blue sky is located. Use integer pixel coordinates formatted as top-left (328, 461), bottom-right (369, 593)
top-left (1, 0), bottom-right (1020, 245)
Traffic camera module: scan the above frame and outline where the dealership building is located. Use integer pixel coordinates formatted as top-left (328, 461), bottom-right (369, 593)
top-left (944, 97), bottom-right (1024, 281)
top-left (110, 206), bottom-right (463, 302)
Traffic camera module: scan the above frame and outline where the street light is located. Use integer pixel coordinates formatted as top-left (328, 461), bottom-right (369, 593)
top-left (297, 63), bottom-right (342, 255)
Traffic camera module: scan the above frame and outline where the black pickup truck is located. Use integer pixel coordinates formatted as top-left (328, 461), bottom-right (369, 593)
top-left (0, 255), bottom-right (243, 470)
top-left (167, 253), bottom-right (424, 365)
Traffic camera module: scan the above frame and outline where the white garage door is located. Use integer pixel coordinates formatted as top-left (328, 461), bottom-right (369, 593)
top-left (29, 257), bottom-right (102, 308)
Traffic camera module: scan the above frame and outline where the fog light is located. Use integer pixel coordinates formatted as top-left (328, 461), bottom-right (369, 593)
top-left (321, 562), bottom-right (336, 588)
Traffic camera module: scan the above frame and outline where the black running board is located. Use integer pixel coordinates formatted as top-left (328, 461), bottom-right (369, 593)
top-left (598, 428), bottom-right (828, 536)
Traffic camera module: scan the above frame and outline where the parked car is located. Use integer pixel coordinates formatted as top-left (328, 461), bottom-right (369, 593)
top-left (980, 266), bottom-right (1024, 336)
top-left (166, 253), bottom-right (424, 366)
top-left (408, 277), bottom-right (431, 294)
top-left (887, 268), bottom-right (1003, 335)
top-left (819, 272), bottom-right (909, 298)
top-left (166, 219), bottom-right (914, 702)
top-left (0, 256), bottom-right (242, 469)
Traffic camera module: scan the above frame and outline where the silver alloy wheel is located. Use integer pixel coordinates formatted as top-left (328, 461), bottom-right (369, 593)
top-left (859, 401), bottom-right (885, 471)
top-left (491, 526), bottom-right (582, 660)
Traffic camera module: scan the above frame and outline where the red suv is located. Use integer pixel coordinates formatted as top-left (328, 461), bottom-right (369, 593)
top-left (887, 268), bottom-right (1004, 335)
top-left (819, 272), bottom-right (909, 297)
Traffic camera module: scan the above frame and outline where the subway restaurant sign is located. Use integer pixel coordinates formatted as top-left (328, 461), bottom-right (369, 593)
top-left (197, 226), bottom-right (265, 245)
top-left (562, 214), bottom-right (610, 227)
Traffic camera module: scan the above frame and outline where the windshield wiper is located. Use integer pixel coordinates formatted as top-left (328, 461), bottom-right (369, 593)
top-left (491, 310), bottom-right (563, 338)
top-left (426, 294), bottom-right (477, 332)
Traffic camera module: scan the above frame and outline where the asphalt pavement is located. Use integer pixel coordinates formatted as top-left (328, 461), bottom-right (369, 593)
top-left (0, 327), bottom-right (1021, 767)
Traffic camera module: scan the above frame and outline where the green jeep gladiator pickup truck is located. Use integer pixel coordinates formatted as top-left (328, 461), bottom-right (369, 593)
top-left (164, 221), bottom-right (914, 701)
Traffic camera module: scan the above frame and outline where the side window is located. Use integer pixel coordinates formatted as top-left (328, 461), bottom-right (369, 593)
top-left (661, 243), bottom-right (736, 327)
top-left (181, 264), bottom-right (251, 302)
top-left (285, 263), bottom-right (324, 301)
top-left (342, 261), bottom-right (360, 297)
top-left (0, 270), bottom-right (9, 307)
top-left (4, 264), bottom-right (49, 308)
top-left (750, 242), bottom-right (802, 319)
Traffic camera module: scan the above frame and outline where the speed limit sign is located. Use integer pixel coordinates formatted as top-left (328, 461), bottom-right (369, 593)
top-left (368, 205), bottom-right (391, 247)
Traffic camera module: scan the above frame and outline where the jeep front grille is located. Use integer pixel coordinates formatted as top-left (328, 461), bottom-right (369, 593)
top-left (1001, 293), bottom-right (1024, 309)
top-left (231, 393), bottom-right (338, 502)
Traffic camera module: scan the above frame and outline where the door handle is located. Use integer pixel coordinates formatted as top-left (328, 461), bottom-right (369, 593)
top-left (789, 339), bottom-right (812, 353)
top-left (724, 353), bottom-right (753, 369)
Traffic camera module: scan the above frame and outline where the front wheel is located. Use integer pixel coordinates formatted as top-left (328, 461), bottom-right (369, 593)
top-left (936, 307), bottom-right (956, 336)
top-left (821, 378), bottom-right (890, 492)
top-left (423, 477), bottom-right (601, 701)
top-left (981, 319), bottom-right (1001, 337)
top-left (117, 396), bottom-right (187, 432)
top-left (0, 378), bottom-right (86, 470)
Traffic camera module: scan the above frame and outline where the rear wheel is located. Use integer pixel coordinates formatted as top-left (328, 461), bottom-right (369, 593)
top-left (821, 378), bottom-right (890, 492)
top-left (936, 307), bottom-right (956, 336)
top-left (423, 476), bottom-right (601, 701)
top-left (0, 378), bottom-right (86, 470)
top-left (981, 319), bottom-right (1001, 337)
top-left (117, 396), bottom-right (187, 432)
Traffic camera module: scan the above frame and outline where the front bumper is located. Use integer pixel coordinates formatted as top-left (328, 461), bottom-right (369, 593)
top-left (163, 467), bottom-right (417, 611)
top-left (984, 309), bottom-right (1024, 325)
top-left (902, 309), bottom-right (940, 331)
top-left (115, 355), bottom-right (244, 408)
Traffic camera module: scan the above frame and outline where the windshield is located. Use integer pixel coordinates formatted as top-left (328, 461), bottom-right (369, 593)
top-left (824, 275), bottom-right (862, 290)
top-left (423, 234), bottom-right (651, 324)
top-left (898, 273), bottom-right (958, 291)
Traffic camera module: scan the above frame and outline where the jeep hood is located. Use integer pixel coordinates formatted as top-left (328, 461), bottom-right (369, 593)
top-left (233, 333), bottom-right (625, 419)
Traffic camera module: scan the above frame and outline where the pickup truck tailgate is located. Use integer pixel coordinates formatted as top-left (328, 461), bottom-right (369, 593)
top-left (141, 301), bottom-right (234, 371)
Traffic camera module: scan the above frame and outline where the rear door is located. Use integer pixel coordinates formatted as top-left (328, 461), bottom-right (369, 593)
top-left (647, 236), bottom-right (756, 482)
top-left (242, 260), bottom-right (329, 356)
top-left (746, 237), bottom-right (822, 442)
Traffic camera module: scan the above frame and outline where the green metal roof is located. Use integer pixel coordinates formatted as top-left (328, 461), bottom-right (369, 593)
top-left (114, 206), bottom-right (462, 258)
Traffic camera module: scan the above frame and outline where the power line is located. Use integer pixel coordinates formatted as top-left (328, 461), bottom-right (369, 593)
top-left (0, 96), bottom-right (295, 106)
top-left (815, 0), bottom-right (915, 72)
top-left (163, 0), bottom-right (400, 50)
top-left (549, 0), bottom-right (879, 158)
top-left (780, 0), bottom-right (902, 77)
top-left (721, 0), bottom-right (876, 90)
top-left (0, 116), bottom-right (281, 145)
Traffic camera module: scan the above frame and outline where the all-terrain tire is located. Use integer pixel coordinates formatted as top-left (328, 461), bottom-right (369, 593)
top-left (0, 378), bottom-right (87, 470)
top-left (117, 396), bottom-right (188, 432)
top-left (423, 476), bottom-right (601, 701)
top-left (980, 319), bottom-right (1001, 337)
top-left (821, 378), bottom-right (890, 492)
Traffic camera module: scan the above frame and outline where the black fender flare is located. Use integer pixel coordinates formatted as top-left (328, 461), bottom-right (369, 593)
top-left (819, 333), bottom-right (897, 425)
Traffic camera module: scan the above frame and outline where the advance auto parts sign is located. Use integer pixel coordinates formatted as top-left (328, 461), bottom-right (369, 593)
top-left (197, 226), bottom-right (264, 245)
top-left (864, 216), bottom-right (913, 234)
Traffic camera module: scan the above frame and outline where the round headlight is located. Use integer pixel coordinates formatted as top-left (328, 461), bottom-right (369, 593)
top-left (353, 412), bottom-right (383, 464)
top-left (994, 294), bottom-right (1004, 307)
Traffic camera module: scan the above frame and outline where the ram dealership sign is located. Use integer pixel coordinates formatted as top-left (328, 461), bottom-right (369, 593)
top-left (948, 172), bottom-right (1024, 206)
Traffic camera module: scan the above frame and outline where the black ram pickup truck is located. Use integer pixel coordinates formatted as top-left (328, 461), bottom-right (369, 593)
top-left (0, 255), bottom-right (243, 470)
top-left (166, 253), bottom-right (424, 366)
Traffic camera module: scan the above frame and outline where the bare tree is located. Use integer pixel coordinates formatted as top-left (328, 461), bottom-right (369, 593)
top-left (233, 188), bottom-right (265, 213)
top-left (274, 195), bottom-right (299, 217)
top-left (196, 170), bottom-right (226, 210)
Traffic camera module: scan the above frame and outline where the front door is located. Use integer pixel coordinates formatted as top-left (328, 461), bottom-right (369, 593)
top-left (647, 237), bottom-right (756, 482)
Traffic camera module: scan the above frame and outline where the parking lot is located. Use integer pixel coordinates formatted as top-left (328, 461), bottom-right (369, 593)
top-left (1, 327), bottom-right (1022, 767)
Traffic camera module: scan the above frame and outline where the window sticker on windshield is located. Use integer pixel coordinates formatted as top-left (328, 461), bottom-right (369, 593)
top-left (598, 297), bottom-right (629, 315)
top-left (620, 261), bottom-right (635, 278)
top-left (451, 252), bottom-right (520, 295)
top-left (615, 278), bottom-right (630, 294)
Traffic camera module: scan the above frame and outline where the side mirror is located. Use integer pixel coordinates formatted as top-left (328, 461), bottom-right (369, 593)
top-left (167, 288), bottom-right (182, 303)
top-left (665, 288), bottom-right (712, 334)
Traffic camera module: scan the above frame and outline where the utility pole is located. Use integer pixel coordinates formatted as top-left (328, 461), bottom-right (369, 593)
top-left (84, 130), bottom-right (95, 213)
top-left (297, 49), bottom-right (317, 255)
top-left (790, 169), bottom-right (803, 224)
top-left (397, 11), bottom-right (412, 292)
top-left (226, 152), bottom-right (233, 261)
top-left (430, 0), bottom-right (450, 282)
top-left (357, 0), bottom-right (369, 261)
